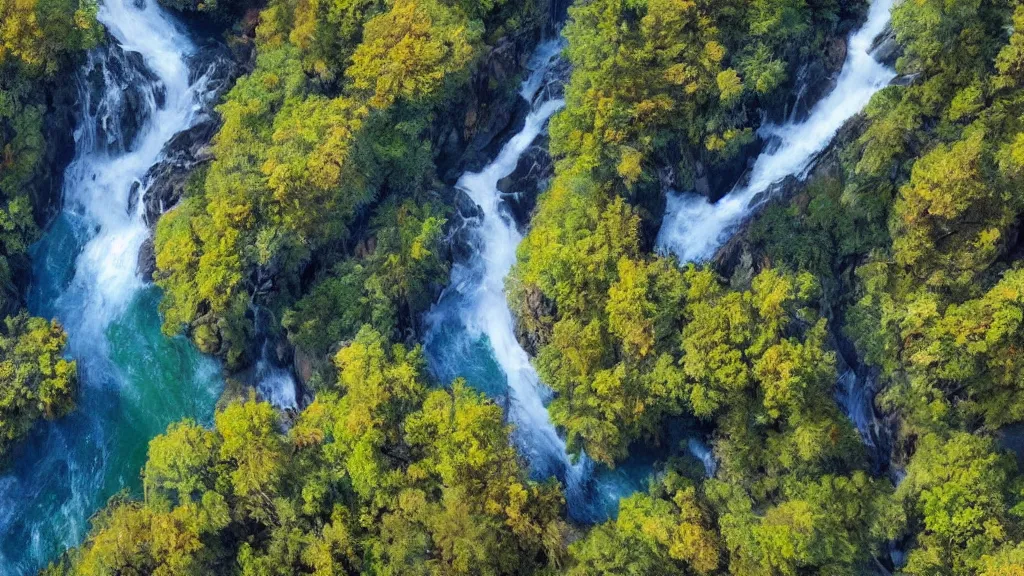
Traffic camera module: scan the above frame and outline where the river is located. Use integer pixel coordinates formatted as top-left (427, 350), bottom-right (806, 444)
top-left (0, 0), bottom-right (223, 571)
top-left (656, 0), bottom-right (897, 263)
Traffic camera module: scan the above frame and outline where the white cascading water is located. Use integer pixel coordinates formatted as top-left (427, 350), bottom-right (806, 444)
top-left (64, 0), bottom-right (209, 332)
top-left (837, 369), bottom-right (882, 452)
top-left (656, 0), bottom-right (896, 263)
top-left (425, 40), bottom-right (590, 503)
top-left (255, 346), bottom-right (299, 410)
top-left (687, 438), bottom-right (717, 478)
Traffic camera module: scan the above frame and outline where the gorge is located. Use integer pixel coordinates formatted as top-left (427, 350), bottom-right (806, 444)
top-left (4, 0), bottom-right (1012, 573)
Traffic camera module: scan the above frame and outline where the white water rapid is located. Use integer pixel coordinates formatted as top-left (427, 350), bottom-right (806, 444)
top-left (425, 40), bottom-right (590, 505)
top-left (656, 0), bottom-right (896, 262)
top-left (70, 0), bottom-right (211, 328)
top-left (0, 0), bottom-right (224, 570)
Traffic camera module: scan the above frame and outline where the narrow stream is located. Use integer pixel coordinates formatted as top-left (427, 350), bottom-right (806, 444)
top-left (0, 0), bottom-right (223, 570)
top-left (656, 0), bottom-right (896, 263)
top-left (424, 39), bottom-right (591, 510)
top-left (428, 0), bottom-right (899, 522)
top-left (655, 0), bottom-right (897, 474)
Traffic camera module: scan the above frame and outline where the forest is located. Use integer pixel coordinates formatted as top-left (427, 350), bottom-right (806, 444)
top-left (2, 0), bottom-right (1024, 574)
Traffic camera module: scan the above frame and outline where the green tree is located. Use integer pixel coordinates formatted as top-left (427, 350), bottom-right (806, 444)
top-left (0, 313), bottom-right (76, 459)
top-left (346, 0), bottom-right (482, 109)
top-left (896, 433), bottom-right (1020, 576)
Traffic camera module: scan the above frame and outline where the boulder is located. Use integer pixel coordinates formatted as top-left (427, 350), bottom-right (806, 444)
top-left (871, 23), bottom-right (901, 67)
top-left (497, 136), bottom-right (554, 228)
top-left (448, 188), bottom-right (485, 264)
top-left (83, 40), bottom-right (165, 154)
top-left (514, 284), bottom-right (555, 356)
top-left (141, 120), bottom-right (219, 225)
top-left (137, 236), bottom-right (156, 281)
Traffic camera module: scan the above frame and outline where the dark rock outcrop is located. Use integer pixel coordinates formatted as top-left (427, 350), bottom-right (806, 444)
top-left (137, 237), bottom-right (157, 282)
top-left (497, 136), bottom-right (555, 228)
top-left (871, 23), bottom-right (901, 68)
top-left (32, 76), bottom-right (80, 228)
top-left (141, 42), bottom-right (238, 226)
top-left (438, 37), bottom-right (530, 181)
top-left (134, 41), bottom-right (239, 279)
top-left (514, 284), bottom-right (555, 357)
top-left (82, 41), bottom-right (166, 154)
top-left (435, 0), bottom-right (571, 183)
top-left (448, 189), bottom-right (485, 265)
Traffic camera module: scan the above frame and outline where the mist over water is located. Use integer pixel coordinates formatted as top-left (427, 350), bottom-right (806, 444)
top-left (656, 0), bottom-right (897, 263)
top-left (0, 0), bottom-right (223, 570)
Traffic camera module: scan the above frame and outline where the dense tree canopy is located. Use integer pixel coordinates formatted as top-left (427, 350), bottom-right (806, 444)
top-left (153, 0), bottom-right (534, 367)
top-left (30, 0), bottom-right (1024, 574)
top-left (0, 313), bottom-right (76, 459)
top-left (52, 329), bottom-right (567, 575)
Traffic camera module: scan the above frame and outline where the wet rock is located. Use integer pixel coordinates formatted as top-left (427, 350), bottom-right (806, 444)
top-left (497, 135), bottom-right (554, 227)
top-left (293, 346), bottom-right (316, 389)
top-left (871, 23), bottom-right (901, 67)
top-left (137, 236), bottom-right (156, 282)
top-left (705, 138), bottom-right (763, 202)
top-left (688, 162), bottom-right (709, 197)
top-left (83, 40), bottom-right (165, 153)
top-left (31, 71), bottom-right (79, 228)
top-left (436, 11), bottom-right (565, 183)
top-left (533, 54), bottom-right (571, 104)
top-left (712, 113), bottom-right (864, 275)
top-left (127, 180), bottom-right (141, 217)
top-left (541, 0), bottom-right (572, 32)
top-left (446, 38), bottom-right (525, 178)
top-left (892, 72), bottom-right (920, 87)
top-left (514, 284), bottom-right (555, 356)
top-left (449, 188), bottom-right (485, 264)
top-left (141, 120), bottom-right (220, 225)
top-left (139, 41), bottom-right (239, 226)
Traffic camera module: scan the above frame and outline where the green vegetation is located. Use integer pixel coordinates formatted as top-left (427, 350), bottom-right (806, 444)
top-left (51, 329), bottom-right (567, 575)
top-left (0, 313), bottom-right (77, 459)
top-left (31, 0), bottom-right (1024, 573)
top-left (0, 0), bottom-right (90, 460)
top-left (153, 0), bottom-right (540, 368)
top-left (510, 0), bottom-right (866, 464)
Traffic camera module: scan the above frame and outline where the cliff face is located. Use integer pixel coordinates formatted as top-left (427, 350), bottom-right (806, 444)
top-left (32, 82), bottom-right (79, 230)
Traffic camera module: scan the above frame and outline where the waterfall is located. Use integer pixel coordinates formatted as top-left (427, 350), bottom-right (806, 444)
top-left (0, 0), bottom-right (223, 570)
top-left (252, 306), bottom-right (299, 411)
top-left (656, 0), bottom-right (896, 263)
top-left (837, 369), bottom-right (877, 450)
top-left (425, 39), bottom-right (592, 508)
top-left (687, 438), bottom-right (717, 478)
top-left (254, 356), bottom-right (300, 410)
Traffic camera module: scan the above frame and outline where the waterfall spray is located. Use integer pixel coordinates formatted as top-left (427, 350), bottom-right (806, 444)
top-left (425, 40), bottom-right (593, 509)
